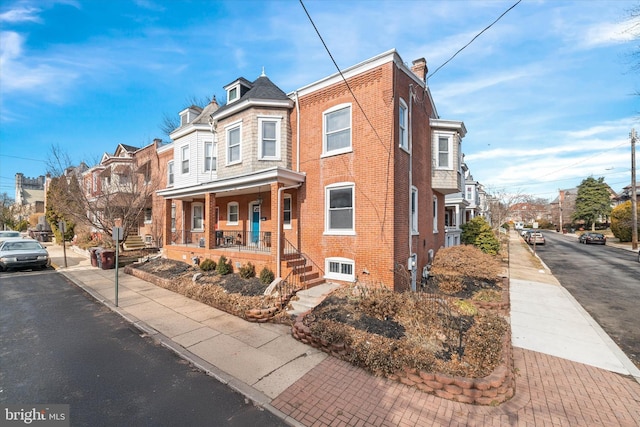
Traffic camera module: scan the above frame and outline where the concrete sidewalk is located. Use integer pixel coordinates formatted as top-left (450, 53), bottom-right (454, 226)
top-left (48, 240), bottom-right (640, 426)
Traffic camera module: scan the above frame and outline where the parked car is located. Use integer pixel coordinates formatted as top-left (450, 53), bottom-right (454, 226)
top-left (525, 231), bottom-right (545, 245)
top-left (0, 230), bottom-right (21, 244)
top-left (0, 238), bottom-right (50, 271)
top-left (578, 232), bottom-right (606, 245)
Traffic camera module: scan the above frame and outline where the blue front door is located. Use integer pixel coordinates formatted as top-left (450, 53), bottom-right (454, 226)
top-left (251, 205), bottom-right (260, 244)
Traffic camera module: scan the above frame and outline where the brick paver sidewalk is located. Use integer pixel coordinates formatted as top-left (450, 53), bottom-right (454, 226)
top-left (272, 346), bottom-right (640, 426)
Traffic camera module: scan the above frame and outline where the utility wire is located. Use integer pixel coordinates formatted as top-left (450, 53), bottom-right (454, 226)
top-left (299, 0), bottom-right (390, 155)
top-left (428, 0), bottom-right (522, 81)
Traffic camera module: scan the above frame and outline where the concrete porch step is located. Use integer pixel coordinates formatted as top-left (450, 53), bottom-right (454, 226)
top-left (287, 282), bottom-right (341, 317)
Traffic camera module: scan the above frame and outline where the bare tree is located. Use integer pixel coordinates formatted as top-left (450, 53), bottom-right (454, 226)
top-left (159, 94), bottom-right (224, 137)
top-left (484, 188), bottom-right (529, 229)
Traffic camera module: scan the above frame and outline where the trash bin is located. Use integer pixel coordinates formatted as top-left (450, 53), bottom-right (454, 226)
top-left (100, 249), bottom-right (115, 270)
top-left (90, 247), bottom-right (99, 267)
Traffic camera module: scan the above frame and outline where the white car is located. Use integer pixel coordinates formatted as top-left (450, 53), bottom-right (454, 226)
top-left (0, 230), bottom-right (21, 244)
top-left (0, 238), bottom-right (51, 271)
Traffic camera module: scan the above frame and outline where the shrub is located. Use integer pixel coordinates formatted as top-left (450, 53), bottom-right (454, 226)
top-left (463, 313), bottom-right (508, 377)
top-left (239, 262), bottom-right (256, 279)
top-left (461, 216), bottom-right (501, 254)
top-left (216, 255), bottom-right (233, 275)
top-left (259, 266), bottom-right (275, 284)
top-left (199, 258), bottom-right (216, 272)
top-left (611, 201), bottom-right (638, 242)
top-left (431, 245), bottom-right (502, 283)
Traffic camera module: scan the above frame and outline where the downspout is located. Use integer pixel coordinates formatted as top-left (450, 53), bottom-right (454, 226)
top-left (294, 90), bottom-right (300, 172)
top-left (277, 183), bottom-right (303, 277)
top-left (409, 85), bottom-right (417, 291)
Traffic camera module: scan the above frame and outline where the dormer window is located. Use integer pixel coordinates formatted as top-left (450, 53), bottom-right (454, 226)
top-left (228, 86), bottom-right (238, 103)
top-left (179, 106), bottom-right (202, 127)
top-left (224, 78), bottom-right (252, 105)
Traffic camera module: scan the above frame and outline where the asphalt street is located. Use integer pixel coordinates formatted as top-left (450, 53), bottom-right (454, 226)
top-left (0, 270), bottom-right (286, 426)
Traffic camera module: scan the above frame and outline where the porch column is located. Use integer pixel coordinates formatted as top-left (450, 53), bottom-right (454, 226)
top-left (163, 198), bottom-right (172, 247)
top-left (205, 193), bottom-right (216, 249)
top-left (270, 182), bottom-right (282, 256)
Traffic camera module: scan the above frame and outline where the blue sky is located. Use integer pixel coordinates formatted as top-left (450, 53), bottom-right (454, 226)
top-left (1, 0), bottom-right (638, 201)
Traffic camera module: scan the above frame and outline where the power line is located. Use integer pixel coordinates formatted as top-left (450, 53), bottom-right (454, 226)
top-left (428, 0), bottom-right (522, 81)
top-left (0, 154), bottom-right (46, 163)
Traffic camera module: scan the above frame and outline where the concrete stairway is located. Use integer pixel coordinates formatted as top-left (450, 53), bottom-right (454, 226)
top-left (287, 282), bottom-right (341, 317)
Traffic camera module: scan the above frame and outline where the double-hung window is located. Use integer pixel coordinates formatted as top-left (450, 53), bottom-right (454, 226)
top-left (433, 196), bottom-right (438, 233)
top-left (283, 194), bottom-right (292, 229)
top-left (437, 135), bottom-right (452, 169)
top-left (204, 142), bottom-right (216, 172)
top-left (227, 202), bottom-right (239, 225)
top-left (411, 186), bottom-right (418, 234)
top-left (171, 204), bottom-right (176, 231)
top-left (192, 203), bottom-right (204, 230)
top-left (399, 99), bottom-right (408, 150)
top-left (325, 183), bottom-right (355, 234)
top-left (167, 161), bottom-right (174, 186)
top-left (323, 104), bottom-right (351, 155)
top-left (181, 146), bottom-right (189, 174)
top-left (258, 117), bottom-right (281, 160)
top-left (226, 123), bottom-right (242, 165)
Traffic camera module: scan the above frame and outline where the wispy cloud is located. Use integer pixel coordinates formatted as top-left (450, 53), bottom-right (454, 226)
top-left (0, 5), bottom-right (41, 23)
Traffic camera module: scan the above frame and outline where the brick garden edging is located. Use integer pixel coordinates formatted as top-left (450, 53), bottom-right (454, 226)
top-left (291, 276), bottom-right (515, 406)
top-left (292, 318), bottom-right (514, 405)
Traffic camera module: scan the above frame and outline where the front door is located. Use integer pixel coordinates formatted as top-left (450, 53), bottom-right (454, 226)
top-left (251, 204), bottom-right (260, 244)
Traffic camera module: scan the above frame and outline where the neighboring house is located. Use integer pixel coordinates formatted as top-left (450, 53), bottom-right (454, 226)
top-left (157, 49), bottom-right (466, 291)
top-left (551, 185), bottom-right (618, 229)
top-left (82, 141), bottom-right (165, 244)
top-left (616, 183), bottom-right (640, 205)
top-left (444, 163), bottom-right (470, 247)
top-left (14, 173), bottom-right (46, 220)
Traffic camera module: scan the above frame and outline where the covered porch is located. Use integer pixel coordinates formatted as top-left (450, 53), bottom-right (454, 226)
top-left (157, 167), bottom-right (305, 273)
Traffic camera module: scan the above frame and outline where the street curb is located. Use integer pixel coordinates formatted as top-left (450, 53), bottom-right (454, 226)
top-left (56, 268), bottom-right (302, 427)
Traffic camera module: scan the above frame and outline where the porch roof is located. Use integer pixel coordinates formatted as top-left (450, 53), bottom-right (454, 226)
top-left (156, 166), bottom-right (305, 199)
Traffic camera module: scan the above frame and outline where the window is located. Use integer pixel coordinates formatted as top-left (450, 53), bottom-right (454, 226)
top-left (168, 161), bottom-right (174, 186)
top-left (466, 186), bottom-right (473, 201)
top-left (323, 104), bottom-right (351, 155)
top-left (226, 124), bottom-right (241, 164)
top-left (433, 196), bottom-right (438, 233)
top-left (181, 145), bottom-right (189, 174)
top-left (192, 203), bottom-right (204, 230)
top-left (326, 183), bottom-right (355, 234)
top-left (228, 86), bottom-right (238, 103)
top-left (258, 117), bottom-right (281, 160)
top-left (171, 204), bottom-right (176, 231)
top-left (437, 135), bottom-right (451, 169)
top-left (325, 257), bottom-right (355, 282)
top-left (204, 142), bottom-right (216, 172)
top-left (411, 186), bottom-right (418, 234)
top-left (144, 208), bottom-right (152, 223)
top-left (399, 99), bottom-right (408, 150)
top-left (283, 194), bottom-right (292, 229)
top-left (227, 202), bottom-right (239, 225)
top-left (92, 174), bottom-right (98, 192)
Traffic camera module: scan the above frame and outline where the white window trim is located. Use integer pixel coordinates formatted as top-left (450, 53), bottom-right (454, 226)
top-left (227, 84), bottom-right (239, 104)
top-left (399, 98), bottom-right (409, 151)
top-left (433, 196), bottom-right (438, 234)
top-left (227, 202), bottom-right (239, 225)
top-left (435, 133), bottom-right (453, 170)
top-left (171, 203), bottom-right (176, 232)
top-left (411, 186), bottom-right (418, 234)
top-left (324, 182), bottom-right (355, 235)
top-left (325, 257), bottom-right (356, 282)
top-left (192, 202), bottom-right (204, 231)
top-left (322, 103), bottom-right (352, 157)
top-left (283, 194), bottom-right (292, 230)
top-left (181, 145), bottom-right (190, 174)
top-left (258, 116), bottom-right (282, 160)
top-left (167, 161), bottom-right (174, 186)
top-left (144, 208), bottom-right (152, 224)
top-left (225, 120), bottom-right (243, 166)
top-left (204, 141), bottom-right (216, 172)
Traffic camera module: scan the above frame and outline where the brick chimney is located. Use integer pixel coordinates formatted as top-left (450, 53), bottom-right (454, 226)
top-left (411, 58), bottom-right (428, 82)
